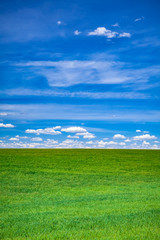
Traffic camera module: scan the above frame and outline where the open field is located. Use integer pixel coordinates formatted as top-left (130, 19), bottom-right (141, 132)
top-left (0, 149), bottom-right (160, 240)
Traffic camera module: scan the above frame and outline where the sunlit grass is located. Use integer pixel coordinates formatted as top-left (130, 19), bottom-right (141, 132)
top-left (0, 149), bottom-right (160, 239)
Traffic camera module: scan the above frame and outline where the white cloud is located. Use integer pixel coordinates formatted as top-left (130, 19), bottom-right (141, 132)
top-left (107, 141), bottom-right (118, 145)
top-left (1, 131), bottom-right (159, 149)
top-left (97, 140), bottom-right (118, 147)
top-left (57, 20), bottom-right (62, 25)
top-left (45, 139), bottom-right (58, 144)
top-left (134, 16), bottom-right (144, 22)
top-left (61, 126), bottom-right (87, 133)
top-left (88, 27), bottom-right (131, 39)
top-left (142, 141), bottom-right (150, 145)
top-left (27, 143), bottom-right (41, 148)
top-left (151, 144), bottom-right (158, 149)
top-left (58, 139), bottom-right (85, 148)
top-left (113, 134), bottom-right (126, 139)
top-left (83, 133), bottom-right (95, 139)
top-left (133, 134), bottom-right (157, 140)
top-left (9, 137), bottom-right (19, 141)
top-left (76, 132), bottom-right (86, 136)
top-left (0, 123), bottom-right (15, 128)
top-left (54, 126), bottom-right (61, 130)
top-left (97, 140), bottom-right (106, 147)
top-left (74, 30), bottom-right (81, 35)
top-left (62, 139), bottom-right (74, 144)
top-left (25, 126), bottom-right (61, 135)
top-left (0, 112), bottom-right (8, 116)
top-left (136, 130), bottom-right (149, 133)
top-left (0, 141), bottom-right (45, 148)
top-left (136, 130), bottom-right (141, 132)
top-left (76, 131), bottom-right (95, 139)
top-left (124, 139), bottom-right (131, 142)
top-left (86, 141), bottom-right (94, 144)
top-left (21, 136), bottom-right (29, 139)
top-left (67, 135), bottom-right (79, 139)
top-left (16, 135), bottom-right (28, 139)
top-left (88, 27), bottom-right (118, 38)
top-left (112, 22), bottom-right (119, 27)
top-left (119, 32), bottom-right (131, 38)
top-left (31, 137), bottom-right (43, 141)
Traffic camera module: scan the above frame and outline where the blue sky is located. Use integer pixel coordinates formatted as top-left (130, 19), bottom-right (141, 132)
top-left (0, 0), bottom-right (160, 148)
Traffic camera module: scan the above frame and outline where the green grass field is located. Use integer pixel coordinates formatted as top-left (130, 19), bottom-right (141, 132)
top-left (0, 149), bottom-right (160, 240)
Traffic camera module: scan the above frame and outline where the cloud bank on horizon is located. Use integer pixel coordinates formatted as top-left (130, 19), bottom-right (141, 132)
top-left (0, 0), bottom-right (160, 149)
top-left (0, 125), bottom-right (159, 149)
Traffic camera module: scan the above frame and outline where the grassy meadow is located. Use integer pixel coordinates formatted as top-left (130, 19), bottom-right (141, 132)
top-left (0, 149), bottom-right (160, 240)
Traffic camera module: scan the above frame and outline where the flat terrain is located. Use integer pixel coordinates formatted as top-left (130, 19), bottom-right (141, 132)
top-left (0, 149), bottom-right (160, 240)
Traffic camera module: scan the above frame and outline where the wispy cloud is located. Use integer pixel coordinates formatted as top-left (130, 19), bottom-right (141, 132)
top-left (0, 88), bottom-right (151, 100)
top-left (112, 22), bottom-right (119, 27)
top-left (0, 112), bottom-right (8, 116)
top-left (14, 59), bottom-right (160, 88)
top-left (1, 104), bottom-right (160, 122)
top-left (14, 60), bottom-right (131, 87)
top-left (132, 37), bottom-right (160, 48)
top-left (0, 8), bottom-right (52, 42)
top-left (134, 16), bottom-right (144, 22)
